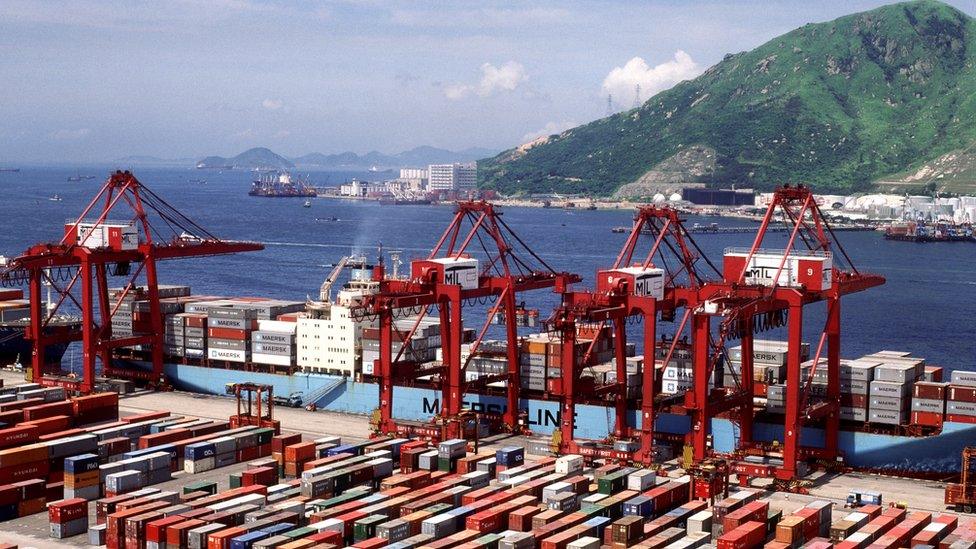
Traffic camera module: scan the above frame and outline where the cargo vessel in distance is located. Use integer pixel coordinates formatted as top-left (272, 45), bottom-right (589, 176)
top-left (249, 171), bottom-right (316, 198)
top-left (884, 220), bottom-right (974, 242)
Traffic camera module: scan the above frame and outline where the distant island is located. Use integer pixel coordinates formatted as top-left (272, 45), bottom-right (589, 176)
top-left (118, 145), bottom-right (498, 171)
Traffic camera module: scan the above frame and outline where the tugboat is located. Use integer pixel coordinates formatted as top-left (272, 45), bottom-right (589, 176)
top-left (303, 199), bottom-right (312, 208)
top-left (48, 194), bottom-right (62, 202)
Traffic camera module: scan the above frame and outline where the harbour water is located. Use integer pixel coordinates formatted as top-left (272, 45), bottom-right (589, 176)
top-left (1, 166), bottom-right (975, 372)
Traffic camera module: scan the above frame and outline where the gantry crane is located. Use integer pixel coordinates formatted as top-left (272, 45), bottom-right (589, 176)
top-left (0, 171), bottom-right (263, 393)
top-left (549, 205), bottom-right (721, 465)
top-left (355, 201), bottom-right (579, 441)
top-left (698, 184), bottom-right (884, 481)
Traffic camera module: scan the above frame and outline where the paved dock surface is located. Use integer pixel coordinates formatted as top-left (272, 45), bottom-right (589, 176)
top-left (0, 375), bottom-right (971, 545)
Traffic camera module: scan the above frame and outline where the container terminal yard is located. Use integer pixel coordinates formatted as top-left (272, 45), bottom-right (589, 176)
top-left (0, 172), bottom-right (975, 546)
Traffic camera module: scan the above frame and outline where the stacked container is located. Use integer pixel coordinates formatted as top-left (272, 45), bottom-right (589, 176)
top-left (207, 306), bottom-right (258, 363)
top-left (912, 381), bottom-right (948, 427)
top-left (251, 320), bottom-right (298, 367)
top-left (728, 340), bottom-right (810, 389)
top-left (64, 453), bottom-right (101, 500)
top-left (947, 371), bottom-right (976, 424)
top-left (49, 498), bottom-right (89, 538)
top-left (181, 313), bottom-right (208, 359)
top-left (868, 358), bottom-right (923, 425)
top-left (839, 359), bottom-right (878, 422)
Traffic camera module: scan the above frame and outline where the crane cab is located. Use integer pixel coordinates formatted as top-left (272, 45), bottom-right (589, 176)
top-left (412, 257), bottom-right (480, 289)
top-left (596, 266), bottom-right (664, 299)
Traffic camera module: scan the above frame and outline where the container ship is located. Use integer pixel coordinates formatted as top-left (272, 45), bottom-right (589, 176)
top-left (249, 171), bottom-right (317, 198)
top-left (96, 259), bottom-right (976, 478)
top-left (883, 220), bottom-right (974, 242)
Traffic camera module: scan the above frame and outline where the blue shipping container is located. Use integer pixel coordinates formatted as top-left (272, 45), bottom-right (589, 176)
top-left (257, 523), bottom-right (295, 535)
top-left (185, 442), bottom-right (216, 460)
top-left (64, 453), bottom-right (99, 474)
top-left (229, 530), bottom-right (269, 549)
top-left (623, 495), bottom-right (652, 517)
top-left (495, 446), bottom-right (524, 467)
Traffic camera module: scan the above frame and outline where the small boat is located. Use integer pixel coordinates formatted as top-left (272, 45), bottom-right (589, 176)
top-left (303, 200), bottom-right (312, 208)
top-left (49, 194), bottom-right (62, 202)
top-left (67, 173), bottom-right (95, 182)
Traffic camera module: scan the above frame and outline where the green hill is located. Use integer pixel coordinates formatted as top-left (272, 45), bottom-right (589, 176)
top-left (479, 1), bottom-right (976, 196)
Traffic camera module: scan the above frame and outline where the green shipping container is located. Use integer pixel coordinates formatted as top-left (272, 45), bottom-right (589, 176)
top-left (182, 480), bottom-right (217, 495)
top-left (354, 514), bottom-right (386, 541)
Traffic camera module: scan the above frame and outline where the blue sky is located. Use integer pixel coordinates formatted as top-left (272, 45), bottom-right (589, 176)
top-left (1, 0), bottom-right (973, 162)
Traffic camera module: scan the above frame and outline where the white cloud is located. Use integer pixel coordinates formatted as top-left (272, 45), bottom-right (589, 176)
top-left (50, 128), bottom-right (91, 140)
top-left (444, 61), bottom-right (528, 100)
top-left (601, 50), bottom-right (701, 108)
top-left (262, 98), bottom-right (284, 111)
top-left (274, 129), bottom-right (291, 139)
top-left (522, 121), bottom-right (577, 143)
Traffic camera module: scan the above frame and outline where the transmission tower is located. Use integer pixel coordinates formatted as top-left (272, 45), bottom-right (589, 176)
top-left (606, 94), bottom-right (614, 116)
top-left (633, 84), bottom-right (641, 109)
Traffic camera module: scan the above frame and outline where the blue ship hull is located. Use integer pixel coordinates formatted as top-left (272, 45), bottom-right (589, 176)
top-left (148, 361), bottom-right (976, 475)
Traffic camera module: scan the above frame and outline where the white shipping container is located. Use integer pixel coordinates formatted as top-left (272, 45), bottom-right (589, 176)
top-left (554, 455), bottom-right (583, 475)
top-left (251, 353), bottom-right (293, 367)
top-left (208, 347), bottom-right (248, 363)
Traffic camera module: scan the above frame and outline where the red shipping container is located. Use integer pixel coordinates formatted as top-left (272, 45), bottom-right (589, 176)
top-left (166, 518), bottom-right (205, 547)
top-left (39, 428), bottom-right (86, 442)
top-left (466, 498), bottom-right (525, 533)
top-left (914, 382), bottom-right (948, 400)
top-left (241, 466), bottom-right (277, 487)
top-left (795, 507), bottom-right (820, 542)
top-left (945, 414), bottom-right (976, 424)
top-left (0, 398), bottom-right (45, 412)
top-left (841, 394), bottom-right (868, 408)
top-left (352, 538), bottom-right (389, 549)
top-left (272, 432), bottom-right (302, 453)
top-left (308, 529), bottom-right (343, 544)
top-left (718, 521), bottom-right (767, 549)
top-left (509, 505), bottom-right (541, 531)
top-left (138, 428), bottom-right (189, 449)
top-left (859, 505), bottom-right (883, 519)
top-left (0, 410), bottom-right (23, 428)
top-left (122, 410), bottom-right (170, 423)
top-left (0, 289), bottom-right (23, 300)
top-left (184, 314), bottom-right (208, 328)
top-left (912, 411), bottom-right (944, 427)
top-left (207, 526), bottom-right (246, 549)
top-left (145, 514), bottom-right (186, 543)
top-left (724, 500), bottom-right (770, 533)
top-left (284, 441), bottom-right (316, 462)
top-left (0, 460), bottom-right (49, 484)
top-left (0, 424), bottom-right (39, 449)
top-left (949, 386), bottom-right (976, 403)
top-left (22, 400), bottom-right (74, 422)
top-left (925, 366), bottom-right (944, 382)
top-left (49, 498), bottom-right (87, 523)
top-left (208, 327), bottom-right (248, 340)
top-left (337, 509), bottom-right (368, 540)
top-left (22, 415), bottom-right (72, 436)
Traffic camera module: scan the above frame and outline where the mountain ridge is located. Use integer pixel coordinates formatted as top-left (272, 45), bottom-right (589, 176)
top-left (184, 146), bottom-right (498, 170)
top-left (479, 0), bottom-right (976, 196)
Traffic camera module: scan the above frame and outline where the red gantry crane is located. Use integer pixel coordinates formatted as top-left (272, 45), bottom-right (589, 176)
top-left (0, 171), bottom-right (263, 393)
top-left (697, 184), bottom-right (884, 482)
top-left (356, 201), bottom-right (579, 441)
top-left (548, 204), bottom-right (721, 465)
